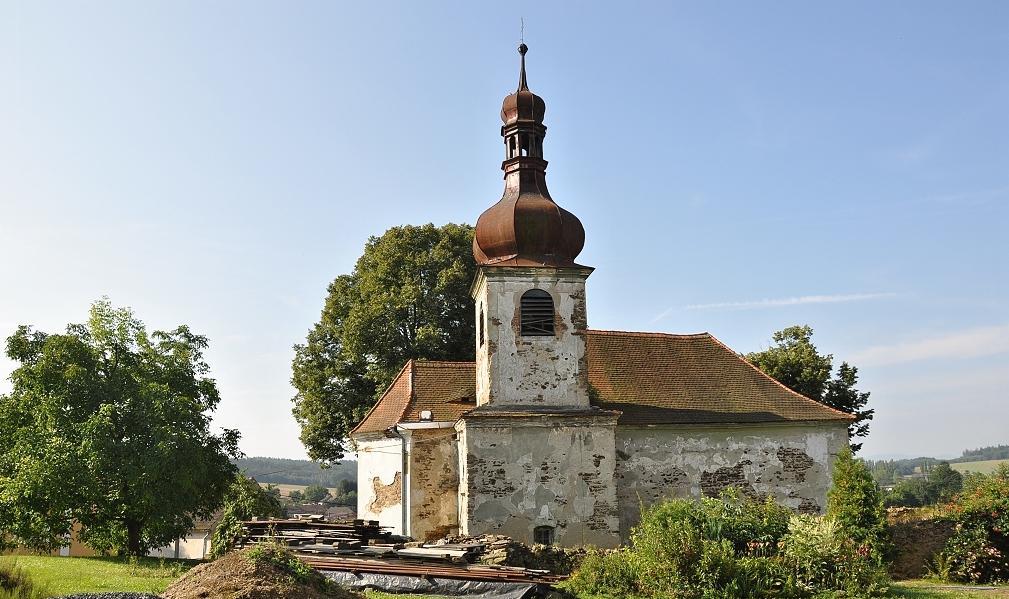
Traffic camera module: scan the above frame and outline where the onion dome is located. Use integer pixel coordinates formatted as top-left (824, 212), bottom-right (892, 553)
top-left (473, 44), bottom-right (586, 268)
top-left (500, 44), bottom-right (546, 125)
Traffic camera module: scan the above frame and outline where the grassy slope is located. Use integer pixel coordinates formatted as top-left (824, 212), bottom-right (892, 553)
top-left (0, 555), bottom-right (193, 596)
top-left (950, 459), bottom-right (1009, 475)
top-left (892, 580), bottom-right (1009, 597)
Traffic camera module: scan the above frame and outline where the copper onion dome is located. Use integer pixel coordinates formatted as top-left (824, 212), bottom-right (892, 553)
top-left (473, 44), bottom-right (586, 268)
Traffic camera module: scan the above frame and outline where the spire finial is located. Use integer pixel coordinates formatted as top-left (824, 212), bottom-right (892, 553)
top-left (517, 42), bottom-right (529, 91)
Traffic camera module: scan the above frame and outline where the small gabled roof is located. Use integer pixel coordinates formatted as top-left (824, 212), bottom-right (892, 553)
top-left (350, 360), bottom-right (475, 435)
top-left (350, 330), bottom-right (852, 436)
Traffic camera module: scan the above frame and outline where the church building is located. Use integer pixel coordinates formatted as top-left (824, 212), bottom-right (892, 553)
top-left (351, 45), bottom-right (853, 548)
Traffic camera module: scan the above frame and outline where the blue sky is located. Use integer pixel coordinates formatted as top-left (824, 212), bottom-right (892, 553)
top-left (2, 1), bottom-right (1006, 460)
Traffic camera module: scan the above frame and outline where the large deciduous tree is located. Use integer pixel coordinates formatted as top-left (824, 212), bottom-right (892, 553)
top-left (0, 299), bottom-right (240, 556)
top-left (291, 223), bottom-right (476, 464)
top-left (746, 325), bottom-right (874, 452)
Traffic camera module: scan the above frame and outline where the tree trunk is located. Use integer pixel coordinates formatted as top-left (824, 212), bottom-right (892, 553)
top-left (125, 519), bottom-right (143, 557)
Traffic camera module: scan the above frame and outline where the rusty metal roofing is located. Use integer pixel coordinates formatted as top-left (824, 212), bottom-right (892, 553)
top-left (350, 331), bottom-right (852, 436)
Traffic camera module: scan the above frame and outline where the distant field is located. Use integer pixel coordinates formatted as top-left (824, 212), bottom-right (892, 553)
top-left (258, 482), bottom-right (341, 497)
top-left (950, 459), bottom-right (1009, 474)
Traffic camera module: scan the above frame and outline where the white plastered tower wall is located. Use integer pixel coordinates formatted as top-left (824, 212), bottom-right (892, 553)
top-left (460, 264), bottom-right (621, 547)
top-left (473, 266), bottom-right (593, 409)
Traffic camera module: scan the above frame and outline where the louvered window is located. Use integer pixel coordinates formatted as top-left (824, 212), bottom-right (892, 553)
top-left (520, 289), bottom-right (555, 336)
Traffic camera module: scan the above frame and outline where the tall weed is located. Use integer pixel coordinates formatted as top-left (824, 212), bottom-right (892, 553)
top-left (0, 562), bottom-right (45, 599)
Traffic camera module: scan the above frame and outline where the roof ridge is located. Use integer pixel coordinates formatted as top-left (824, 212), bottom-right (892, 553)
top-left (704, 333), bottom-right (856, 421)
top-left (587, 329), bottom-right (711, 339)
top-left (413, 360), bottom-right (478, 366)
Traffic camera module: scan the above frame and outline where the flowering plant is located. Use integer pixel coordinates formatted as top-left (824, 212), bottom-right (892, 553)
top-left (935, 464), bottom-right (1009, 583)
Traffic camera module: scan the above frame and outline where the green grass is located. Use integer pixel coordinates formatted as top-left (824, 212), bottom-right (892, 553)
top-left (0, 555), bottom-right (193, 596)
top-left (888, 581), bottom-right (1008, 598)
top-left (950, 459), bottom-right (1009, 475)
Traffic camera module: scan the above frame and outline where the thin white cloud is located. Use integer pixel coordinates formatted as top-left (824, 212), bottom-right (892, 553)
top-left (851, 323), bottom-right (1009, 367)
top-left (682, 292), bottom-right (897, 312)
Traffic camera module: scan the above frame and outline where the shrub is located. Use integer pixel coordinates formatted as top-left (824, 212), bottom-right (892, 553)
top-left (566, 489), bottom-right (890, 598)
top-left (934, 464), bottom-right (1009, 583)
top-left (780, 515), bottom-right (889, 596)
top-left (0, 562), bottom-right (45, 599)
top-left (211, 473), bottom-right (285, 558)
top-left (562, 549), bottom-right (640, 599)
top-left (827, 447), bottom-right (889, 560)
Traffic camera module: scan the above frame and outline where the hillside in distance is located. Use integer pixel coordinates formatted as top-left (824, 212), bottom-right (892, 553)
top-left (235, 456), bottom-right (356, 487)
top-left (865, 444), bottom-right (1009, 485)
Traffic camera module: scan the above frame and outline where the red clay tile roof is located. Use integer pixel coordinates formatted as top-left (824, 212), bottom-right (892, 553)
top-left (404, 361), bottom-right (477, 423)
top-left (350, 361), bottom-right (414, 435)
top-left (350, 330), bottom-right (852, 435)
top-left (586, 330), bottom-right (853, 424)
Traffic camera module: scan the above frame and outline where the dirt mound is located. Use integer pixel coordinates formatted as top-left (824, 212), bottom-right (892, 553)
top-left (161, 548), bottom-right (361, 599)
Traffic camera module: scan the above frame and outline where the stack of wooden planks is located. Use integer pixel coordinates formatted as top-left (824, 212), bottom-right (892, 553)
top-left (300, 554), bottom-right (564, 584)
top-left (237, 517), bottom-right (392, 551)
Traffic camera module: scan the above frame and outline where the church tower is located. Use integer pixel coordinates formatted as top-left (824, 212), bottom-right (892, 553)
top-left (457, 45), bottom-right (620, 548)
top-left (471, 43), bottom-right (593, 410)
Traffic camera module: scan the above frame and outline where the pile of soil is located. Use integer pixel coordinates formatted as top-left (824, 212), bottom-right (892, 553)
top-left (161, 549), bottom-right (361, 599)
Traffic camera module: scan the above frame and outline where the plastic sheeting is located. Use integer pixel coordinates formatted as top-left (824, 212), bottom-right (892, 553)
top-left (321, 570), bottom-right (545, 599)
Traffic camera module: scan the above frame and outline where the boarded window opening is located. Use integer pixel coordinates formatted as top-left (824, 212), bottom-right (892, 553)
top-left (520, 289), bottom-right (554, 336)
top-left (533, 525), bottom-right (555, 545)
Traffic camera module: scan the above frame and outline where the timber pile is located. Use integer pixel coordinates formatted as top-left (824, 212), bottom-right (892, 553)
top-left (235, 518), bottom-right (564, 584)
top-left (300, 554), bottom-right (563, 584)
top-left (236, 517), bottom-right (393, 551)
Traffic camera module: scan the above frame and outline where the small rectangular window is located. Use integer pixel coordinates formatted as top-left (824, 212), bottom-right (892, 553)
top-left (533, 525), bottom-right (555, 545)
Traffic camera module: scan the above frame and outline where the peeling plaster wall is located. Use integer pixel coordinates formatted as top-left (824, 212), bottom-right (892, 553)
top-left (458, 416), bottom-right (621, 548)
top-left (407, 428), bottom-right (460, 541)
top-left (355, 435), bottom-right (404, 534)
top-left (614, 423), bottom-right (848, 540)
top-left (473, 268), bottom-right (592, 409)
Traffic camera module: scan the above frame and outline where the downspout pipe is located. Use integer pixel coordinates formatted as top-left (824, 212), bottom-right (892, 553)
top-left (390, 426), bottom-right (409, 537)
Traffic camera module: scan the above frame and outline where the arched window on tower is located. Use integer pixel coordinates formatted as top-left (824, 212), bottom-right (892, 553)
top-left (479, 306), bottom-right (485, 346)
top-left (520, 289), bottom-right (555, 336)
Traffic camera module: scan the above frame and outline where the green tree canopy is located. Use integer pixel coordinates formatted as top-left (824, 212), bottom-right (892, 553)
top-left (291, 223), bottom-right (476, 464)
top-left (0, 299), bottom-right (240, 556)
top-left (302, 484), bottom-right (330, 503)
top-left (746, 325), bottom-right (874, 452)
